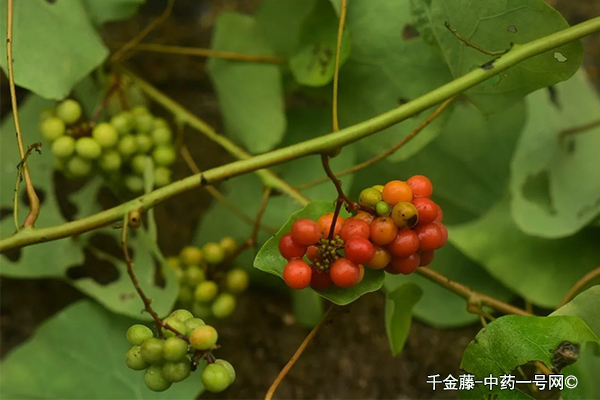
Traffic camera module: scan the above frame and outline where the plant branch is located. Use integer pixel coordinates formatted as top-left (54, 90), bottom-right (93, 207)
top-left (445, 21), bottom-right (513, 56)
top-left (416, 267), bottom-right (533, 316)
top-left (332, 0), bottom-right (348, 132)
top-left (13, 143), bottom-right (42, 231)
top-left (250, 187), bottom-right (272, 247)
top-left (6, 0), bottom-right (40, 229)
top-left (558, 265), bottom-right (600, 307)
top-left (265, 305), bottom-right (336, 400)
top-left (3, 16), bottom-right (600, 252)
top-left (559, 118), bottom-right (600, 137)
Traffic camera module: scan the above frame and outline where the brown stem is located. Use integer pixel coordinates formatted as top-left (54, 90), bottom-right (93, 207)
top-left (320, 154), bottom-right (356, 239)
top-left (265, 305), bottom-right (336, 400)
top-left (445, 21), bottom-right (512, 56)
top-left (250, 188), bottom-right (272, 247)
top-left (558, 265), bottom-right (600, 307)
top-left (559, 118), bottom-right (600, 137)
top-left (332, 0), bottom-right (348, 132)
top-left (91, 74), bottom-right (122, 121)
top-left (296, 97), bottom-right (456, 190)
top-left (416, 267), bottom-right (533, 317)
top-left (6, 0), bottom-right (40, 228)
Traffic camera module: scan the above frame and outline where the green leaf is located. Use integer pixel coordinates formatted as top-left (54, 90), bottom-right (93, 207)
top-left (254, 201), bottom-right (385, 306)
top-left (385, 282), bottom-right (422, 356)
top-left (0, 0), bottom-right (108, 99)
top-left (82, 0), bottom-right (146, 25)
top-left (0, 300), bottom-right (202, 399)
top-left (411, 0), bottom-right (583, 113)
top-left (289, 0), bottom-right (351, 87)
top-left (450, 198), bottom-right (600, 308)
top-left (292, 290), bottom-right (324, 328)
top-left (460, 315), bottom-right (600, 399)
top-left (510, 71), bottom-right (600, 238)
top-left (207, 12), bottom-right (286, 154)
top-left (552, 286), bottom-right (600, 335)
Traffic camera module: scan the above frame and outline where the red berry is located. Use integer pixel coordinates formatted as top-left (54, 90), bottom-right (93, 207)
top-left (407, 175), bottom-right (433, 198)
top-left (414, 223), bottom-right (443, 251)
top-left (370, 216), bottom-right (398, 246)
top-left (344, 237), bottom-right (375, 265)
top-left (353, 211), bottom-right (375, 225)
top-left (278, 233), bottom-right (307, 260)
top-left (330, 258), bottom-right (361, 287)
top-left (310, 265), bottom-right (333, 290)
top-left (366, 245), bottom-right (391, 270)
top-left (283, 259), bottom-right (312, 289)
top-left (391, 254), bottom-right (420, 275)
top-left (357, 264), bottom-right (365, 284)
top-left (306, 245), bottom-right (321, 263)
top-left (384, 263), bottom-right (401, 275)
top-left (388, 228), bottom-right (419, 258)
top-left (413, 198), bottom-right (438, 225)
top-left (434, 204), bottom-right (443, 223)
top-left (291, 218), bottom-right (321, 245)
top-left (434, 222), bottom-right (448, 247)
top-left (317, 213), bottom-right (345, 238)
top-left (340, 219), bottom-right (371, 242)
top-left (419, 250), bottom-right (435, 266)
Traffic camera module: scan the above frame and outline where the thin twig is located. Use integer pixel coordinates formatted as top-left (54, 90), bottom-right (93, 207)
top-left (332, 0), bottom-right (348, 132)
top-left (265, 305), bottom-right (336, 400)
top-left (296, 97), bottom-right (456, 190)
top-left (445, 21), bottom-right (513, 56)
top-left (13, 143), bottom-right (42, 231)
top-left (320, 154), bottom-right (356, 239)
top-left (559, 118), bottom-right (600, 137)
top-left (111, 42), bottom-right (287, 64)
top-left (558, 265), bottom-right (600, 307)
top-left (416, 267), bottom-right (533, 317)
top-left (250, 187), bottom-right (272, 247)
top-left (6, 0), bottom-right (40, 228)
top-left (110, 0), bottom-right (175, 62)
top-left (91, 74), bottom-right (122, 121)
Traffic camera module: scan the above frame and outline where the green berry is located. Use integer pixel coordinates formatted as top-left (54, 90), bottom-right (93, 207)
top-left (118, 135), bottom-right (138, 158)
top-left (54, 158), bottom-right (66, 172)
top-left (185, 265), bottom-right (206, 286)
top-left (162, 336), bottom-right (188, 361)
top-left (125, 345), bottom-right (149, 370)
top-left (98, 150), bottom-right (122, 172)
top-left (359, 187), bottom-right (383, 210)
top-left (135, 113), bottom-right (155, 133)
top-left (162, 360), bottom-right (191, 383)
top-left (145, 364), bottom-right (172, 392)
top-left (203, 242), bottom-right (225, 264)
top-left (189, 325), bottom-right (218, 350)
top-left (215, 359), bottom-right (236, 384)
top-left (168, 309), bottom-right (194, 323)
top-left (92, 122), bottom-right (118, 148)
top-left (40, 117), bottom-right (65, 141)
top-left (140, 338), bottom-right (164, 364)
top-left (192, 302), bottom-right (212, 319)
top-left (124, 175), bottom-right (144, 192)
top-left (201, 363), bottom-right (231, 393)
top-left (152, 145), bottom-right (176, 166)
top-left (136, 134), bottom-right (154, 153)
top-left (51, 136), bottom-right (75, 158)
top-left (226, 269), bottom-right (249, 294)
top-left (67, 156), bottom-right (92, 178)
top-left (180, 246), bottom-right (203, 266)
top-left (211, 293), bottom-right (236, 319)
top-left (126, 324), bottom-right (153, 345)
top-left (75, 137), bottom-right (102, 160)
top-left (162, 317), bottom-right (186, 338)
top-left (219, 237), bottom-right (238, 255)
top-left (184, 318), bottom-right (206, 337)
top-left (154, 167), bottom-right (172, 187)
top-left (151, 127), bottom-right (172, 145)
top-left (375, 200), bottom-right (390, 216)
top-left (178, 286), bottom-right (193, 303)
top-left (56, 99), bottom-right (82, 124)
top-left (166, 256), bottom-right (181, 270)
top-left (132, 105), bottom-right (150, 116)
top-left (154, 117), bottom-right (169, 128)
top-left (110, 111), bottom-right (134, 134)
top-left (40, 108), bottom-right (55, 121)
top-left (131, 154), bottom-right (150, 175)
top-left (194, 281), bottom-right (218, 303)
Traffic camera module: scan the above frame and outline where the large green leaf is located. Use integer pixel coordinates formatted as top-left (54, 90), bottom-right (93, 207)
top-left (460, 315), bottom-right (600, 399)
top-left (411, 0), bottom-right (583, 113)
top-left (0, 300), bottom-right (202, 399)
top-left (207, 12), bottom-right (286, 154)
top-left (510, 71), bottom-right (600, 238)
top-left (0, 0), bottom-right (108, 99)
top-left (450, 198), bottom-right (600, 308)
top-left (385, 282), bottom-right (422, 356)
top-left (82, 0), bottom-right (146, 25)
top-left (254, 201), bottom-right (385, 306)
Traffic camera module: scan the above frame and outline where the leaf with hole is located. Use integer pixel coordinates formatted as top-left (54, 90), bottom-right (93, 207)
top-left (385, 282), bottom-right (422, 356)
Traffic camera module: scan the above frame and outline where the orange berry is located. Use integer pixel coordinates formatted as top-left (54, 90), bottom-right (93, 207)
top-left (369, 216), bottom-right (398, 246)
top-left (353, 211), bottom-right (375, 225)
top-left (366, 245), bottom-right (392, 270)
top-left (317, 213), bottom-right (345, 238)
top-left (382, 180), bottom-right (413, 206)
top-left (407, 175), bottom-right (433, 198)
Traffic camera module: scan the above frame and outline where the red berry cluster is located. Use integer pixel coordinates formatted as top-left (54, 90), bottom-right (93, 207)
top-left (278, 175), bottom-right (448, 290)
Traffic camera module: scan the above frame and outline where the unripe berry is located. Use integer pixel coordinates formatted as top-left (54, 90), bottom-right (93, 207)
top-left (178, 286), bottom-right (193, 303)
top-left (98, 150), bottom-right (122, 172)
top-left (145, 364), bottom-right (172, 392)
top-left (131, 154), bottom-right (150, 175)
top-left (194, 280), bottom-right (218, 303)
top-left (358, 187), bottom-right (383, 209)
top-left (135, 113), bottom-right (155, 133)
top-left (211, 293), bottom-right (236, 319)
top-left (153, 145), bottom-right (176, 166)
top-left (192, 302), bottom-right (212, 319)
top-left (226, 269), bottom-right (249, 294)
top-left (151, 127), bottom-right (172, 145)
top-left (184, 318), bottom-right (206, 337)
top-left (203, 242), bottom-right (225, 264)
top-left (189, 325), bottom-right (218, 350)
top-left (162, 360), bottom-right (191, 383)
top-left (168, 309), bottom-right (193, 322)
top-left (40, 108), bottom-right (55, 121)
top-left (56, 99), bottom-right (82, 124)
top-left (126, 324), bottom-right (153, 345)
top-left (180, 246), bottom-right (203, 266)
top-left (201, 363), bottom-right (231, 393)
top-left (125, 345), bottom-right (149, 370)
top-left (162, 336), bottom-right (188, 361)
top-left (40, 117), bottom-right (66, 141)
top-left (184, 265), bottom-right (206, 286)
top-left (391, 202), bottom-right (419, 228)
top-left (154, 167), bottom-right (172, 187)
top-left (110, 111), bottom-right (134, 134)
top-left (372, 184), bottom-right (384, 192)
top-left (215, 359), bottom-right (236, 383)
top-left (124, 175), bottom-right (144, 192)
top-left (117, 135), bottom-right (138, 158)
top-left (375, 201), bottom-right (390, 216)
top-left (162, 317), bottom-right (186, 338)
top-left (136, 134), bottom-right (154, 153)
top-left (67, 156), bottom-right (92, 178)
top-left (51, 136), bottom-right (75, 158)
top-left (220, 237), bottom-right (238, 254)
top-left (140, 338), bottom-right (164, 364)
top-left (132, 105), bottom-right (150, 116)
top-left (75, 137), bottom-right (102, 160)
top-left (92, 122), bottom-right (118, 148)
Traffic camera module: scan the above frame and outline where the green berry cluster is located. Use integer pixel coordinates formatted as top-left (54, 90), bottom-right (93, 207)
top-left (125, 309), bottom-right (235, 393)
top-left (40, 101), bottom-right (176, 191)
top-left (167, 236), bottom-right (249, 320)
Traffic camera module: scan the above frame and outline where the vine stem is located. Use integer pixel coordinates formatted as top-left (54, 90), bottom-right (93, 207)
top-left (416, 267), bottom-right (533, 316)
top-left (332, 0), bottom-right (347, 132)
top-left (559, 118), bottom-right (600, 137)
top-left (3, 16), bottom-right (600, 252)
top-left (6, 0), bottom-right (40, 229)
top-left (265, 305), bottom-right (336, 400)
top-left (558, 265), bottom-right (600, 307)
top-left (445, 21), bottom-right (512, 56)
